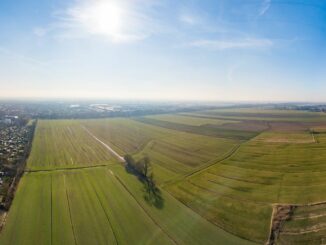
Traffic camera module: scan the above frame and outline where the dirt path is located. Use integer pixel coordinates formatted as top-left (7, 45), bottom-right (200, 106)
top-left (81, 126), bottom-right (125, 163)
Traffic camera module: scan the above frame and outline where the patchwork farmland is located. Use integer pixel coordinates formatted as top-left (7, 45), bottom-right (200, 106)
top-left (2, 108), bottom-right (326, 244)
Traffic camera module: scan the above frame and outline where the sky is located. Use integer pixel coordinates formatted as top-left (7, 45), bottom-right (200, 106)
top-left (0, 0), bottom-right (326, 102)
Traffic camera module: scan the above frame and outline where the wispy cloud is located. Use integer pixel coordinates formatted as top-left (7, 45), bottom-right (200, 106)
top-left (259, 0), bottom-right (271, 16)
top-left (0, 47), bottom-right (47, 67)
top-left (178, 8), bottom-right (204, 26)
top-left (179, 13), bottom-right (199, 25)
top-left (33, 27), bottom-right (48, 37)
top-left (43, 0), bottom-right (162, 43)
top-left (189, 38), bottom-right (273, 50)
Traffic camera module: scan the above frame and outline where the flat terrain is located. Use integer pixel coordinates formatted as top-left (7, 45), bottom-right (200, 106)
top-left (27, 120), bottom-right (116, 170)
top-left (3, 108), bottom-right (326, 244)
top-left (82, 118), bottom-right (241, 183)
top-left (182, 108), bottom-right (326, 122)
top-left (0, 166), bottom-right (253, 245)
top-left (1, 116), bottom-right (254, 245)
top-left (147, 114), bottom-right (238, 126)
top-left (165, 110), bottom-right (326, 243)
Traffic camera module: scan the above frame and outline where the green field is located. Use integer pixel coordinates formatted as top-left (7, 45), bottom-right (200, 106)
top-left (166, 118), bottom-right (326, 242)
top-left (1, 116), bottom-right (255, 245)
top-left (0, 166), bottom-right (254, 245)
top-left (3, 109), bottom-right (326, 244)
top-left (182, 108), bottom-right (326, 122)
top-left (27, 120), bottom-right (116, 170)
top-left (82, 118), bottom-right (241, 183)
top-left (147, 114), bottom-right (238, 126)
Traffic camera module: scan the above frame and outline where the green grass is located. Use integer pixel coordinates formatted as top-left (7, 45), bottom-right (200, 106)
top-left (182, 108), bottom-right (326, 122)
top-left (0, 169), bottom-right (174, 245)
top-left (0, 114), bottom-right (257, 244)
top-left (0, 167), bottom-right (254, 245)
top-left (110, 164), bottom-right (255, 245)
top-left (82, 118), bottom-right (241, 183)
top-left (135, 117), bottom-right (258, 140)
top-left (147, 114), bottom-right (238, 126)
top-left (27, 117), bottom-right (243, 183)
top-left (0, 173), bottom-right (52, 245)
top-left (81, 118), bottom-right (169, 155)
top-left (167, 129), bottom-right (326, 243)
top-left (5, 110), bottom-right (326, 244)
top-left (27, 120), bottom-right (116, 170)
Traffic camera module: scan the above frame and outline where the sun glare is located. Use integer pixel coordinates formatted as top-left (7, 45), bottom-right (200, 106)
top-left (77, 0), bottom-right (126, 41)
top-left (68, 0), bottom-right (149, 43)
top-left (92, 1), bottom-right (122, 34)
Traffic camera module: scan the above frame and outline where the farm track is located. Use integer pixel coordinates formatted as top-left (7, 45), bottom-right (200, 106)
top-left (81, 126), bottom-right (125, 162)
top-left (24, 124), bottom-right (127, 174)
top-left (8, 115), bottom-right (326, 245)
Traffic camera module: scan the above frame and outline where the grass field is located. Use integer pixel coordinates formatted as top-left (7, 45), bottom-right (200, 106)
top-left (0, 166), bottom-right (254, 245)
top-left (146, 114), bottom-right (238, 126)
top-left (182, 108), bottom-right (326, 122)
top-left (0, 169), bottom-right (171, 245)
top-left (136, 117), bottom-right (259, 140)
top-left (82, 118), bottom-right (242, 183)
top-left (167, 127), bottom-right (326, 243)
top-left (4, 109), bottom-right (326, 244)
top-left (27, 120), bottom-right (116, 170)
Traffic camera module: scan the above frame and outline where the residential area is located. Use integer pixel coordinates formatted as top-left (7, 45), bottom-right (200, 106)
top-left (0, 113), bottom-right (35, 230)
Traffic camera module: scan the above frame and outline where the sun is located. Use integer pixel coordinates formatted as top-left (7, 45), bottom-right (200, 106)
top-left (69, 0), bottom-right (147, 43)
top-left (76, 0), bottom-right (126, 41)
top-left (91, 1), bottom-right (123, 35)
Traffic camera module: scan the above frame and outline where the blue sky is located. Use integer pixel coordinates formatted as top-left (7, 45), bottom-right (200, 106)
top-left (0, 0), bottom-right (325, 101)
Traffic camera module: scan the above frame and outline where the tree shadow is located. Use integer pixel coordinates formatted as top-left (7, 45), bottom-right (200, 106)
top-left (124, 164), bottom-right (164, 209)
top-left (142, 178), bottom-right (164, 209)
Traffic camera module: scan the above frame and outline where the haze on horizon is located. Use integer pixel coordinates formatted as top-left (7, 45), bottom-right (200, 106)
top-left (0, 0), bottom-right (325, 102)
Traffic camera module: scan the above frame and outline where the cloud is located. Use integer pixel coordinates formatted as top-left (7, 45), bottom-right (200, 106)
top-left (33, 27), bottom-right (48, 37)
top-left (179, 9), bottom-right (204, 26)
top-left (49, 0), bottom-right (161, 43)
top-left (189, 38), bottom-right (273, 50)
top-left (179, 14), bottom-right (198, 25)
top-left (259, 0), bottom-right (271, 16)
top-left (0, 47), bottom-right (47, 67)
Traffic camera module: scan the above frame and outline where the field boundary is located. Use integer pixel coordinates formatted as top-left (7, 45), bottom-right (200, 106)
top-left (64, 176), bottom-right (78, 245)
top-left (164, 187), bottom-right (261, 244)
top-left (25, 164), bottom-right (111, 173)
top-left (88, 177), bottom-right (118, 245)
top-left (266, 200), bottom-right (326, 244)
top-left (50, 175), bottom-right (53, 245)
top-left (162, 141), bottom-right (245, 188)
top-left (109, 170), bottom-right (178, 245)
